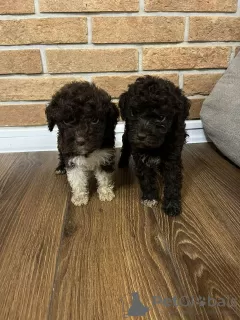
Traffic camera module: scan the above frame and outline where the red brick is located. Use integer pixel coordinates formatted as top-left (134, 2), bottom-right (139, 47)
top-left (40, 0), bottom-right (138, 12)
top-left (145, 0), bottom-right (237, 12)
top-left (0, 0), bottom-right (34, 14)
top-left (0, 50), bottom-right (42, 75)
top-left (143, 47), bottom-right (231, 70)
top-left (0, 104), bottom-right (46, 126)
top-left (46, 49), bottom-right (138, 73)
top-left (92, 17), bottom-right (184, 43)
top-left (0, 18), bottom-right (87, 45)
top-left (0, 77), bottom-right (84, 101)
top-left (189, 17), bottom-right (240, 42)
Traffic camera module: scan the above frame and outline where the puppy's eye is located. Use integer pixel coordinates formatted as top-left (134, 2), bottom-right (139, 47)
top-left (92, 118), bottom-right (99, 125)
top-left (156, 116), bottom-right (166, 128)
top-left (63, 118), bottom-right (76, 126)
top-left (130, 109), bottom-right (135, 117)
top-left (158, 115), bottom-right (166, 122)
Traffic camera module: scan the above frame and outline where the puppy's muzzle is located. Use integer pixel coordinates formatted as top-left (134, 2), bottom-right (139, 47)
top-left (137, 133), bottom-right (147, 141)
top-left (76, 137), bottom-right (85, 146)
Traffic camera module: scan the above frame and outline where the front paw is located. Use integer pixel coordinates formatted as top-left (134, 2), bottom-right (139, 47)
top-left (141, 199), bottom-right (159, 208)
top-left (55, 166), bottom-right (66, 175)
top-left (162, 199), bottom-right (181, 216)
top-left (98, 187), bottom-right (115, 202)
top-left (71, 193), bottom-right (89, 206)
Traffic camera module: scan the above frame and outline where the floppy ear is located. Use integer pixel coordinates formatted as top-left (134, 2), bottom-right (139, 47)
top-left (175, 94), bottom-right (190, 124)
top-left (108, 102), bottom-right (119, 126)
top-left (103, 102), bottom-right (119, 148)
top-left (105, 102), bottom-right (119, 133)
top-left (170, 92), bottom-right (191, 145)
top-left (180, 95), bottom-right (190, 120)
top-left (119, 92), bottom-right (129, 120)
top-left (45, 102), bottom-right (56, 132)
top-left (171, 87), bottom-right (190, 126)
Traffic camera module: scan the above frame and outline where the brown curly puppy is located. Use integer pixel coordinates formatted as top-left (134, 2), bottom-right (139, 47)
top-left (46, 81), bottom-right (119, 206)
top-left (119, 76), bottom-right (190, 216)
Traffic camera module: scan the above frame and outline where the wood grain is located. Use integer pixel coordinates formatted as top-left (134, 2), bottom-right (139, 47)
top-left (0, 152), bottom-right (69, 320)
top-left (0, 144), bottom-right (240, 320)
top-left (49, 163), bottom-right (187, 319)
top-left (49, 144), bottom-right (240, 320)
top-left (152, 144), bottom-right (240, 319)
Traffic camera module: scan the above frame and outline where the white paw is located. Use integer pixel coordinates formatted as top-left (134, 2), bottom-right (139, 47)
top-left (141, 199), bottom-right (159, 208)
top-left (55, 168), bottom-right (66, 175)
top-left (98, 187), bottom-right (115, 202)
top-left (71, 193), bottom-right (89, 206)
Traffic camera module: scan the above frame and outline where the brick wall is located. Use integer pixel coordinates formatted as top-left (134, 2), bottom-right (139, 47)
top-left (0, 0), bottom-right (239, 126)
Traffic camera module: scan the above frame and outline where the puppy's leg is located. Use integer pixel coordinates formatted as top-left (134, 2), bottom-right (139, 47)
top-left (135, 158), bottom-right (159, 208)
top-left (55, 152), bottom-right (66, 175)
top-left (161, 159), bottom-right (182, 216)
top-left (119, 131), bottom-right (131, 168)
top-left (67, 166), bottom-right (89, 206)
top-left (95, 164), bottom-right (115, 202)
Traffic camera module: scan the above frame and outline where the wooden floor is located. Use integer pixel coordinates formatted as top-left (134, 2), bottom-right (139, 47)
top-left (0, 144), bottom-right (240, 320)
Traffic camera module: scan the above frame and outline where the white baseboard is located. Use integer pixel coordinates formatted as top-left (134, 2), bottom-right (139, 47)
top-left (0, 120), bottom-right (209, 153)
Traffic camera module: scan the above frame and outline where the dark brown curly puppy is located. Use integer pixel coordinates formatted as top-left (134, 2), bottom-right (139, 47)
top-left (46, 81), bottom-right (119, 206)
top-left (119, 76), bottom-right (190, 216)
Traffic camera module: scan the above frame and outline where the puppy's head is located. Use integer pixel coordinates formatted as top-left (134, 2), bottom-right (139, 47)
top-left (46, 81), bottom-right (119, 155)
top-left (119, 76), bottom-right (190, 149)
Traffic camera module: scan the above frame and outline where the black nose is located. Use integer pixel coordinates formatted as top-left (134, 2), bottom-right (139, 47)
top-left (76, 137), bottom-right (85, 146)
top-left (138, 133), bottom-right (146, 141)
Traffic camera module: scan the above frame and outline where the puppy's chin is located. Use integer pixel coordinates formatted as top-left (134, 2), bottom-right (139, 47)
top-left (136, 144), bottom-right (161, 150)
top-left (75, 145), bottom-right (100, 157)
top-left (75, 145), bottom-right (90, 157)
top-left (78, 151), bottom-right (89, 157)
top-left (133, 139), bottom-right (164, 150)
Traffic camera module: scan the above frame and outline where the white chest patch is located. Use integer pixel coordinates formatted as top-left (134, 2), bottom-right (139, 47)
top-left (69, 149), bottom-right (114, 171)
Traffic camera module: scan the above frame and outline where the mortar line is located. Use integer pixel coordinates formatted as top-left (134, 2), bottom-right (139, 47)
top-left (0, 12), bottom-right (240, 19)
top-left (138, 47), bottom-right (143, 72)
top-left (87, 16), bottom-right (92, 44)
top-left (139, 0), bottom-right (144, 13)
top-left (33, 0), bottom-right (40, 14)
top-left (1, 42), bottom-right (240, 50)
top-left (179, 72), bottom-right (184, 89)
top-left (40, 48), bottom-right (48, 73)
top-left (0, 69), bottom-right (227, 80)
top-left (184, 17), bottom-right (190, 42)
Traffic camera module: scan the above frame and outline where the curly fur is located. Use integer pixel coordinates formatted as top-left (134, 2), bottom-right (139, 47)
top-left (118, 76), bottom-right (190, 216)
top-left (45, 81), bottom-right (119, 205)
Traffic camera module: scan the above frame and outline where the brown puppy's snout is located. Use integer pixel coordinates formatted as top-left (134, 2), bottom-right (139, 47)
top-left (137, 133), bottom-right (147, 141)
top-left (76, 136), bottom-right (85, 146)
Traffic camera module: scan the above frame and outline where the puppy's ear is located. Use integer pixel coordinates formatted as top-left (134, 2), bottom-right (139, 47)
top-left (107, 102), bottom-right (119, 127)
top-left (103, 102), bottom-right (119, 147)
top-left (177, 94), bottom-right (190, 122)
top-left (172, 87), bottom-right (190, 124)
top-left (171, 93), bottom-right (191, 144)
top-left (119, 92), bottom-right (129, 120)
top-left (45, 101), bottom-right (56, 132)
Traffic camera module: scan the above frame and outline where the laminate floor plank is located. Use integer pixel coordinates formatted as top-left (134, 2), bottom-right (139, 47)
top-left (0, 152), bottom-right (69, 320)
top-left (1, 144), bottom-right (240, 320)
top-left (49, 161), bottom-right (192, 320)
top-left (152, 144), bottom-right (240, 319)
top-left (50, 144), bottom-right (240, 320)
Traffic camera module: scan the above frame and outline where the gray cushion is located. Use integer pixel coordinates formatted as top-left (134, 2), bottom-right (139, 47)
top-left (200, 53), bottom-right (240, 167)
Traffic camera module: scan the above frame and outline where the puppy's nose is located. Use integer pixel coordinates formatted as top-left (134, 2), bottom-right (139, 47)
top-left (76, 137), bottom-right (85, 146)
top-left (138, 133), bottom-right (146, 141)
